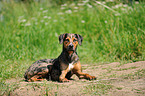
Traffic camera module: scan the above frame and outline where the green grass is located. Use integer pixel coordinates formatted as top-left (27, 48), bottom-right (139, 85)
top-left (83, 81), bottom-right (113, 95)
top-left (0, 81), bottom-right (19, 96)
top-left (0, 0), bottom-right (145, 82)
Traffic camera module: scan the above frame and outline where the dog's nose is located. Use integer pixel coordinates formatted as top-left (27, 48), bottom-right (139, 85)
top-left (68, 44), bottom-right (74, 48)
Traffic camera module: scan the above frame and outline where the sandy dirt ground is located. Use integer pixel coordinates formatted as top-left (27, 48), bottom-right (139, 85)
top-left (4, 61), bottom-right (145, 96)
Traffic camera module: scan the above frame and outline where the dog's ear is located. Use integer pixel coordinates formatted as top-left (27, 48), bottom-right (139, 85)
top-left (59, 33), bottom-right (67, 44)
top-left (75, 34), bottom-right (83, 45)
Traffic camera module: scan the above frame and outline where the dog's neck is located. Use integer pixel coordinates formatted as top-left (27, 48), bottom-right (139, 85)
top-left (59, 49), bottom-right (79, 64)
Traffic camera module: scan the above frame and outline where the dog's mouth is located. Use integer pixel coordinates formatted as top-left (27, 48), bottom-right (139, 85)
top-left (67, 50), bottom-right (74, 54)
top-left (67, 47), bottom-right (75, 51)
top-left (67, 47), bottom-right (75, 53)
top-left (67, 49), bottom-right (74, 51)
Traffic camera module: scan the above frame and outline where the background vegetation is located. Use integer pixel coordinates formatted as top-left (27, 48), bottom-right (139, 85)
top-left (0, 0), bottom-right (144, 80)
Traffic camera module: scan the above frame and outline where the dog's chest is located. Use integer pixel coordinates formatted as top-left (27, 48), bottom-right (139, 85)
top-left (68, 62), bottom-right (74, 71)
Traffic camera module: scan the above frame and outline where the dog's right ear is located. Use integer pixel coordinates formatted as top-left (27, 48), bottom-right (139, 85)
top-left (59, 33), bottom-right (67, 44)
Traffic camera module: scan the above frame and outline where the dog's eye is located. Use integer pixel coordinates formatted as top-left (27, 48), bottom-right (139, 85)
top-left (65, 39), bottom-right (69, 42)
top-left (73, 39), bottom-right (77, 42)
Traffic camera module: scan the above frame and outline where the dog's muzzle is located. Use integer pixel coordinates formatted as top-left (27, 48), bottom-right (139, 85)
top-left (68, 44), bottom-right (74, 51)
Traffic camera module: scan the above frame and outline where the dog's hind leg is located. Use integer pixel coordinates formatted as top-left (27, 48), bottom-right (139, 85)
top-left (28, 75), bottom-right (44, 82)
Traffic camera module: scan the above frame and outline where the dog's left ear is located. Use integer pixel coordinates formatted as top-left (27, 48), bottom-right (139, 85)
top-left (59, 33), bottom-right (67, 44)
top-left (75, 34), bottom-right (83, 45)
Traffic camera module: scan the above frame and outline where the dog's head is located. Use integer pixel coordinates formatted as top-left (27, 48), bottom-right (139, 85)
top-left (59, 33), bottom-right (83, 52)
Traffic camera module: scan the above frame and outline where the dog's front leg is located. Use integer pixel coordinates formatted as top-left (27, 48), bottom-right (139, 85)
top-left (73, 62), bottom-right (96, 80)
top-left (59, 70), bottom-right (69, 82)
top-left (59, 63), bottom-right (70, 82)
top-left (75, 70), bottom-right (96, 80)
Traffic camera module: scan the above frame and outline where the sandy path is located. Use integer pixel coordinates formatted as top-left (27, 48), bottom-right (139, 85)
top-left (4, 61), bottom-right (145, 96)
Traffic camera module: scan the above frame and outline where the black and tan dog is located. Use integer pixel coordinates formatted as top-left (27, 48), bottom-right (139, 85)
top-left (24, 33), bottom-right (96, 82)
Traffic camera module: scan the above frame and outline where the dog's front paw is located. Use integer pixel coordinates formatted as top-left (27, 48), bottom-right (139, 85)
top-left (85, 74), bottom-right (96, 80)
top-left (59, 78), bottom-right (69, 82)
top-left (89, 76), bottom-right (96, 80)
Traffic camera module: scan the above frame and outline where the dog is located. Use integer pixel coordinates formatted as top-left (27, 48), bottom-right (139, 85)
top-left (24, 33), bottom-right (96, 82)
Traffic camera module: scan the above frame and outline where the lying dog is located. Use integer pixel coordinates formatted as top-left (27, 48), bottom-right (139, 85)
top-left (24, 33), bottom-right (96, 82)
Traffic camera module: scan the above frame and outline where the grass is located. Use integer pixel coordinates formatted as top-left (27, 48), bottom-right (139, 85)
top-left (0, 0), bottom-right (145, 95)
top-left (0, 80), bottom-right (60, 96)
top-left (83, 81), bottom-right (113, 95)
top-left (0, 81), bottom-right (19, 96)
top-left (0, 1), bottom-right (145, 64)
